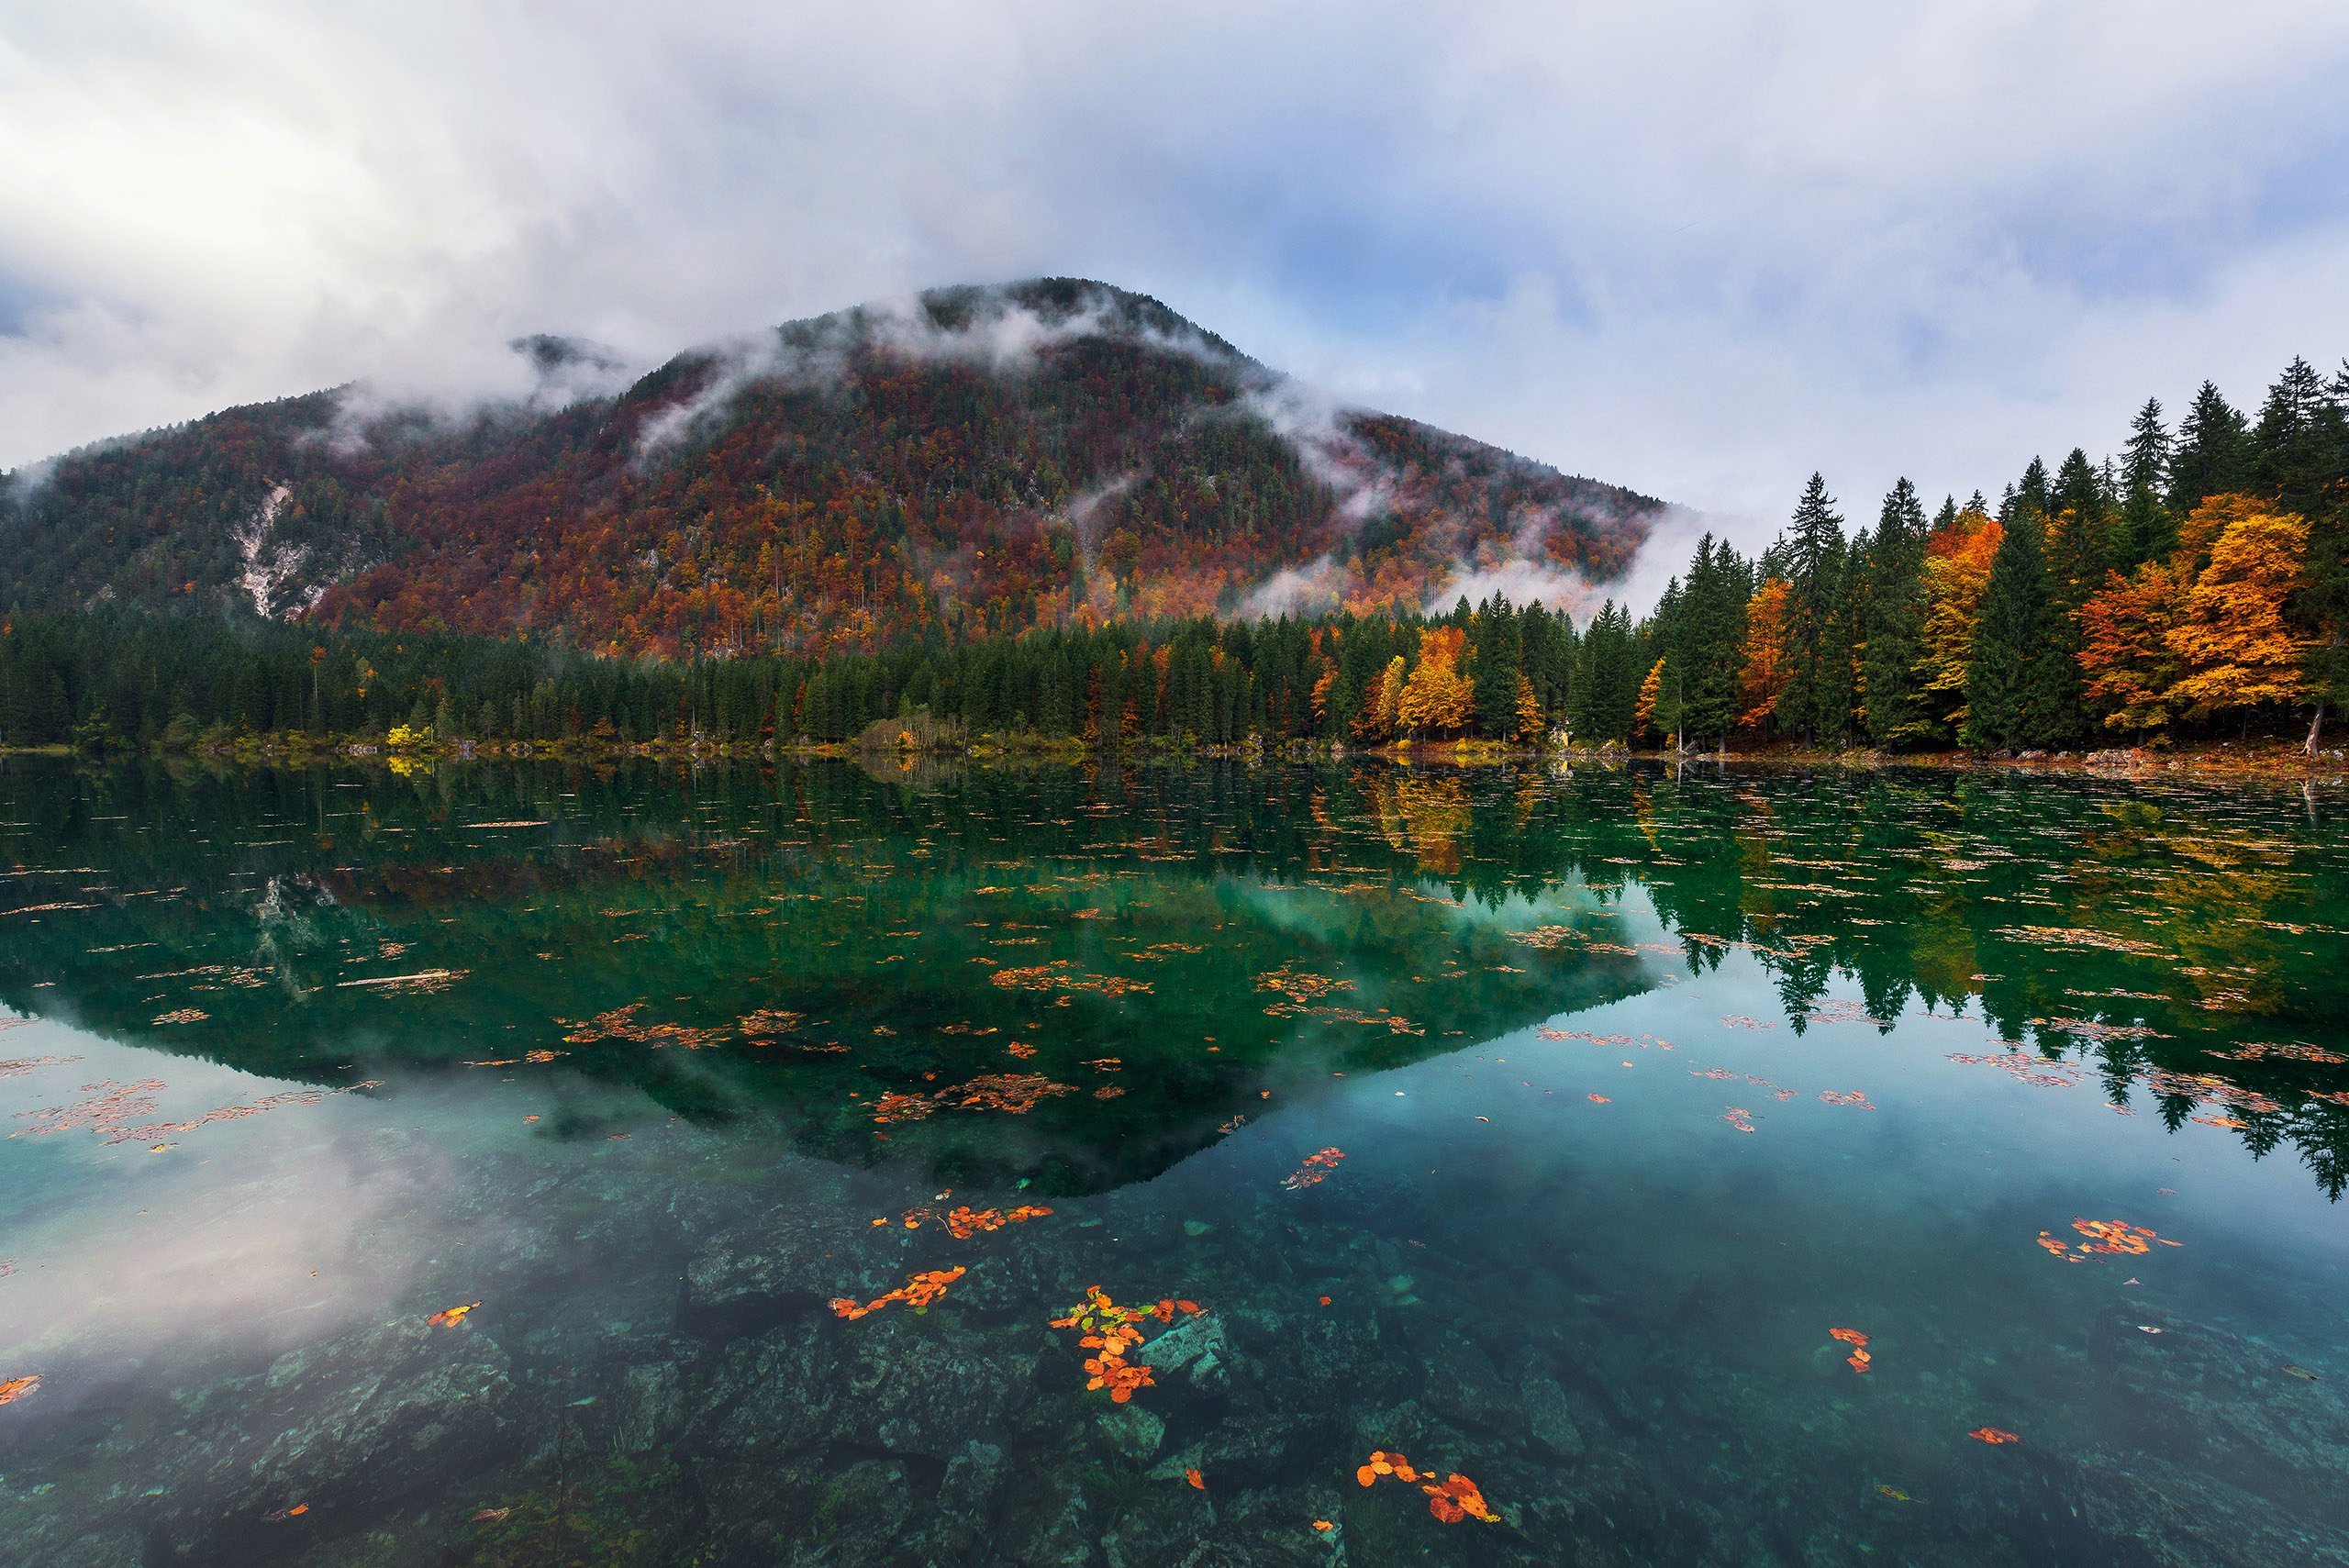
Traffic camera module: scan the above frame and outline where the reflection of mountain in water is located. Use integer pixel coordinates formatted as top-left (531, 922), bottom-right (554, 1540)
top-left (3, 757), bottom-right (2345, 1196)
top-left (0, 761), bottom-right (1664, 1195)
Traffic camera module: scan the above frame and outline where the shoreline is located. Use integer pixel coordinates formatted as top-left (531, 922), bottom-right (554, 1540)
top-left (5, 734), bottom-right (2341, 783)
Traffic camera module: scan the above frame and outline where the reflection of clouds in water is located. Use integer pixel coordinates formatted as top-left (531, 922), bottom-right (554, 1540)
top-left (1224, 868), bottom-right (1632, 946)
top-left (0, 1027), bottom-right (469, 1380)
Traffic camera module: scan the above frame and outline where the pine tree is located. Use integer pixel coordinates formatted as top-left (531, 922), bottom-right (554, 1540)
top-left (1574, 603), bottom-right (1639, 741)
top-left (2254, 356), bottom-right (2336, 515)
top-left (1963, 510), bottom-right (2054, 751)
top-left (1681, 535), bottom-right (1756, 751)
top-left (2118, 397), bottom-right (2175, 568)
top-left (2036, 447), bottom-right (2110, 742)
top-left (1858, 479), bottom-right (1929, 746)
top-left (1779, 473), bottom-right (1849, 744)
top-left (2168, 381), bottom-right (2253, 513)
top-left (1464, 597), bottom-right (1521, 739)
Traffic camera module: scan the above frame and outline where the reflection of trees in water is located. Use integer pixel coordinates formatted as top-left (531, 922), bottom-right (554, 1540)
top-left (3, 757), bottom-right (2344, 1195)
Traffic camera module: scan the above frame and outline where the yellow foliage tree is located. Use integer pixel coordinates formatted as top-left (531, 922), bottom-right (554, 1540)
top-left (1910, 506), bottom-right (2002, 742)
top-left (2076, 495), bottom-right (2310, 735)
top-left (1513, 671), bottom-right (1543, 741)
top-left (1354, 655), bottom-right (1407, 740)
top-left (1634, 657), bottom-right (1665, 741)
top-left (2165, 499), bottom-right (2310, 721)
top-left (1737, 580), bottom-right (1792, 731)
top-left (1397, 627), bottom-right (1473, 737)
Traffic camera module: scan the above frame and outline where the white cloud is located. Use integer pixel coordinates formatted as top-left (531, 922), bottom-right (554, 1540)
top-left (2, 0), bottom-right (2345, 545)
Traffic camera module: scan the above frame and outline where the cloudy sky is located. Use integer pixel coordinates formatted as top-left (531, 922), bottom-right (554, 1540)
top-left (6, 0), bottom-right (2349, 542)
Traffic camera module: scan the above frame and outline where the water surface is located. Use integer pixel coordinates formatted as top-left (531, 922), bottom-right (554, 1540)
top-left (1, 757), bottom-right (2344, 1566)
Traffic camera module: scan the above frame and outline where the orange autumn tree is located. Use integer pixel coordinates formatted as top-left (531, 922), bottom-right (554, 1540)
top-left (1909, 505), bottom-right (2003, 744)
top-left (1397, 626), bottom-right (1473, 737)
top-left (1737, 579), bottom-right (1793, 732)
top-left (2076, 562), bottom-right (2188, 734)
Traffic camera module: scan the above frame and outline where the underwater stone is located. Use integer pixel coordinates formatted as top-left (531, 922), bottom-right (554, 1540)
top-left (1098, 1401), bottom-right (1166, 1459)
top-left (1520, 1377), bottom-right (1586, 1460)
top-left (1184, 1219), bottom-right (1215, 1237)
top-left (1144, 1309), bottom-right (1229, 1386)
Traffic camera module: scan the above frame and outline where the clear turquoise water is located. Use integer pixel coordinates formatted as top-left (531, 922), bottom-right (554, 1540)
top-left (0, 758), bottom-right (2343, 1566)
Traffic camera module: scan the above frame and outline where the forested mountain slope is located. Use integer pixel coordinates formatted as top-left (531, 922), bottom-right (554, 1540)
top-left (0, 280), bottom-right (1660, 654)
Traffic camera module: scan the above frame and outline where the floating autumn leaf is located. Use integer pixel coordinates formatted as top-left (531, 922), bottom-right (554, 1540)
top-left (1722, 1106), bottom-right (1756, 1133)
top-left (427, 1301), bottom-right (482, 1328)
top-left (1826, 1327), bottom-right (1872, 1373)
top-left (1311, 1520), bottom-right (1333, 1532)
top-left (1819, 1090), bottom-right (1875, 1109)
top-left (1967, 1428), bottom-right (2022, 1445)
top-left (883, 1204), bottom-right (1053, 1239)
top-left (1282, 1147), bottom-right (1345, 1190)
top-left (830, 1266), bottom-right (967, 1320)
top-left (1048, 1285), bottom-right (1202, 1404)
top-left (0, 1373), bottom-right (39, 1407)
top-left (2040, 1218), bottom-right (2180, 1262)
top-left (1186, 1468), bottom-right (1206, 1490)
top-left (1353, 1451), bottom-right (1499, 1523)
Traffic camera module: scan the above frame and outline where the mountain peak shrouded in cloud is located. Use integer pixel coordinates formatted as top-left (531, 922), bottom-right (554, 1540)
top-left (0, 279), bottom-right (1661, 652)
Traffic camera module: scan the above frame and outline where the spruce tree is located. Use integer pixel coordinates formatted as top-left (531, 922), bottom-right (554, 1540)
top-left (1465, 596), bottom-right (1521, 739)
top-left (1676, 534), bottom-right (1750, 749)
top-left (1858, 479), bottom-right (1929, 747)
top-left (2168, 381), bottom-right (2253, 512)
top-left (1779, 473), bottom-right (1849, 745)
top-left (2254, 355), bottom-right (2336, 515)
top-left (2036, 447), bottom-right (2109, 741)
top-left (2013, 457), bottom-right (2052, 521)
top-left (1963, 510), bottom-right (2053, 751)
top-left (2119, 397), bottom-right (2176, 567)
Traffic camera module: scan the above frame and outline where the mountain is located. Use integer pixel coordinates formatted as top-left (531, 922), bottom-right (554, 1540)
top-left (0, 279), bottom-right (1662, 655)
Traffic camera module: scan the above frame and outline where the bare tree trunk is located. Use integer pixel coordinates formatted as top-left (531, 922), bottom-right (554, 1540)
top-left (2309, 701), bottom-right (2326, 757)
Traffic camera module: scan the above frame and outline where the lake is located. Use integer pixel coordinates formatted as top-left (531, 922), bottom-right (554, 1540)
top-left (1, 755), bottom-right (2344, 1567)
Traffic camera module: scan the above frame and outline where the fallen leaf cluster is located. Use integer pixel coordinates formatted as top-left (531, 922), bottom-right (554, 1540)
top-left (2036, 1217), bottom-right (2182, 1262)
top-left (830, 1266), bottom-right (968, 1320)
top-left (1353, 1451), bottom-right (1499, 1523)
top-left (1048, 1286), bottom-right (1201, 1404)
top-left (1282, 1147), bottom-right (1345, 1190)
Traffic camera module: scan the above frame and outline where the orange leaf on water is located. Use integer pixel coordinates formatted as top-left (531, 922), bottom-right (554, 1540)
top-left (0, 1374), bottom-right (39, 1407)
top-left (427, 1301), bottom-right (481, 1328)
top-left (1968, 1427), bottom-right (2021, 1445)
top-left (1186, 1468), bottom-right (1205, 1490)
top-left (1311, 1520), bottom-right (1333, 1532)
